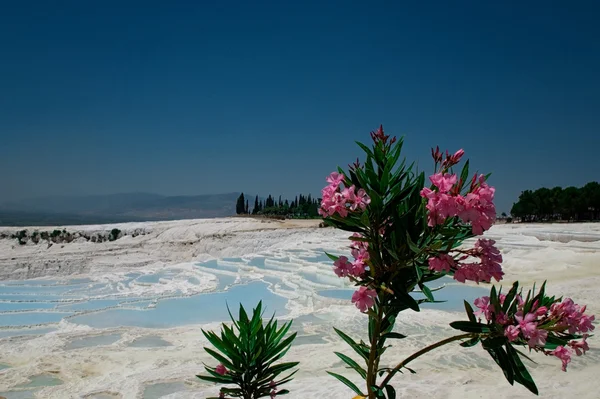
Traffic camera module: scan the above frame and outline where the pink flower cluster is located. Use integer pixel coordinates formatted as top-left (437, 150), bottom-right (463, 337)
top-left (420, 171), bottom-right (496, 235)
top-left (333, 234), bottom-right (370, 278)
top-left (351, 286), bottom-right (377, 312)
top-left (319, 172), bottom-right (370, 218)
top-left (550, 298), bottom-right (596, 334)
top-left (472, 295), bottom-right (595, 372)
top-left (332, 234), bottom-right (376, 312)
top-left (427, 239), bottom-right (504, 284)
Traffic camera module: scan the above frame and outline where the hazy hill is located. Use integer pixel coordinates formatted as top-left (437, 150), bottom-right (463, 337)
top-left (0, 192), bottom-right (240, 226)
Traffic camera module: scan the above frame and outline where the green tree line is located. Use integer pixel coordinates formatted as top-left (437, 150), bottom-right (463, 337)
top-left (510, 182), bottom-right (600, 222)
top-left (235, 193), bottom-right (320, 218)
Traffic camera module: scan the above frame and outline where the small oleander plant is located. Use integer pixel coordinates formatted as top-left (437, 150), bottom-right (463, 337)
top-left (196, 301), bottom-right (298, 399)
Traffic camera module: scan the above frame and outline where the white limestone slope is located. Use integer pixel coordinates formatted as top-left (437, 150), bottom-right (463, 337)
top-left (0, 219), bottom-right (598, 399)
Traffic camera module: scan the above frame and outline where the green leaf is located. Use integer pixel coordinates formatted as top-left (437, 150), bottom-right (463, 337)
top-left (203, 347), bottom-right (238, 371)
top-left (334, 352), bottom-right (367, 379)
top-left (326, 371), bottom-right (365, 396)
top-left (333, 328), bottom-right (369, 361)
top-left (460, 336), bottom-right (480, 347)
top-left (355, 141), bottom-right (375, 158)
top-left (449, 321), bottom-right (490, 333)
top-left (384, 385), bottom-right (397, 399)
top-left (506, 344), bottom-right (539, 395)
top-left (325, 252), bottom-right (340, 262)
top-left (544, 335), bottom-right (568, 350)
top-left (482, 336), bottom-right (507, 350)
top-left (392, 290), bottom-right (420, 312)
top-left (196, 374), bottom-right (232, 384)
top-left (502, 281), bottom-right (519, 313)
top-left (419, 283), bottom-right (434, 302)
top-left (414, 263), bottom-right (423, 281)
top-left (459, 160), bottom-right (470, 191)
top-left (464, 300), bottom-right (476, 323)
top-left (405, 232), bottom-right (421, 254)
top-left (490, 285), bottom-right (501, 314)
top-left (383, 332), bottom-right (407, 340)
top-left (488, 347), bottom-right (514, 385)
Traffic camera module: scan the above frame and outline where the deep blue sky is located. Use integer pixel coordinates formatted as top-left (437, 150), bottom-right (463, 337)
top-left (1, 1), bottom-right (599, 213)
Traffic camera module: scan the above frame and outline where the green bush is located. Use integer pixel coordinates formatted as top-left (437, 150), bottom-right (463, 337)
top-left (108, 228), bottom-right (121, 241)
top-left (197, 301), bottom-right (298, 399)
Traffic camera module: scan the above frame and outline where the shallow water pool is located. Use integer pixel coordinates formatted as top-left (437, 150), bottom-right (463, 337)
top-left (70, 281), bottom-right (288, 328)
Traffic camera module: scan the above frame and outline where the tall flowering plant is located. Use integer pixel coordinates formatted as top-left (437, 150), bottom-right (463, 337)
top-left (319, 126), bottom-right (594, 398)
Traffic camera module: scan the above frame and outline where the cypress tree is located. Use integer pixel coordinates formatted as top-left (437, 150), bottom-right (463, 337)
top-left (235, 193), bottom-right (245, 215)
top-left (253, 195), bottom-right (259, 214)
top-left (245, 200), bottom-right (249, 214)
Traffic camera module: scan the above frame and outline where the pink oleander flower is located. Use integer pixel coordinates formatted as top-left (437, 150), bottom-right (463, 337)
top-left (320, 175), bottom-right (370, 218)
top-left (550, 298), bottom-right (596, 334)
top-left (515, 312), bottom-right (537, 338)
top-left (342, 185), bottom-right (357, 204)
top-left (429, 173), bottom-right (457, 193)
top-left (453, 239), bottom-right (504, 284)
top-left (504, 325), bottom-right (520, 342)
top-left (353, 188), bottom-right (371, 210)
top-left (215, 364), bottom-right (228, 375)
top-left (350, 233), bottom-right (369, 251)
top-left (350, 259), bottom-right (366, 276)
top-left (333, 256), bottom-right (352, 277)
top-left (270, 390), bottom-right (277, 398)
top-left (326, 172), bottom-right (345, 187)
top-left (499, 294), bottom-right (507, 305)
top-left (578, 313), bottom-right (596, 333)
top-left (535, 306), bottom-right (548, 317)
top-left (496, 311), bottom-right (509, 325)
top-left (474, 296), bottom-right (494, 320)
top-left (428, 254), bottom-right (455, 273)
top-left (458, 177), bottom-right (496, 235)
top-left (350, 245), bottom-right (369, 276)
top-left (527, 328), bottom-right (548, 348)
top-left (552, 346), bottom-right (572, 372)
top-left (352, 286), bottom-right (377, 312)
top-left (269, 380), bottom-right (277, 388)
top-left (569, 336), bottom-right (589, 356)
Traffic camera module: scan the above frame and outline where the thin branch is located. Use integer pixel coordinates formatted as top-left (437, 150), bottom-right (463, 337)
top-left (378, 333), bottom-right (474, 389)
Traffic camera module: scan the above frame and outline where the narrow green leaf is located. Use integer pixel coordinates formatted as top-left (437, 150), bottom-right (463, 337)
top-left (488, 347), bottom-right (514, 385)
top-left (460, 337), bottom-right (480, 347)
top-left (449, 321), bottom-right (490, 333)
top-left (334, 352), bottom-right (367, 379)
top-left (355, 141), bottom-right (375, 158)
top-left (482, 337), bottom-right (507, 350)
top-left (459, 160), bottom-right (470, 191)
top-left (464, 300), bottom-right (476, 323)
top-left (333, 328), bottom-right (369, 361)
top-left (506, 344), bottom-right (539, 395)
top-left (383, 332), bottom-right (407, 340)
top-left (502, 281), bottom-right (519, 313)
top-left (325, 252), bottom-right (340, 262)
top-left (419, 283), bottom-right (434, 302)
top-left (326, 372), bottom-right (365, 396)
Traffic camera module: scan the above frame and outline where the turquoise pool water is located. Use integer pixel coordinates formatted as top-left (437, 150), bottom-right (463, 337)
top-left (70, 281), bottom-right (288, 328)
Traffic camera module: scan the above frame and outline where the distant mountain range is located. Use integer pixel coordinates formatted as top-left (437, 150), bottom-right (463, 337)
top-left (0, 192), bottom-right (240, 226)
